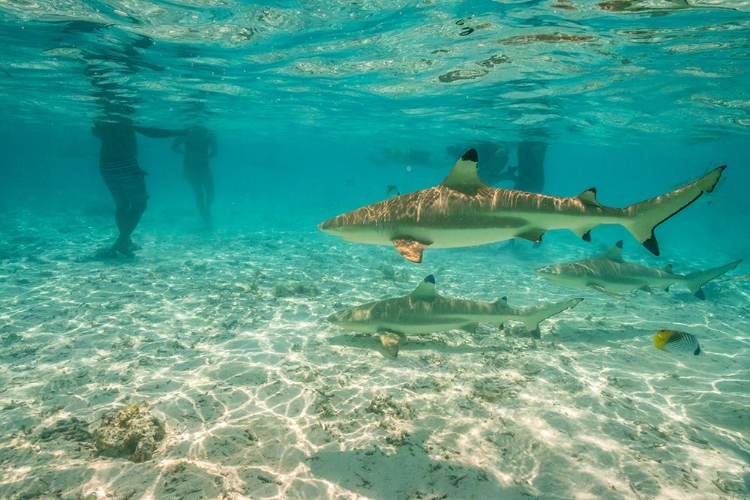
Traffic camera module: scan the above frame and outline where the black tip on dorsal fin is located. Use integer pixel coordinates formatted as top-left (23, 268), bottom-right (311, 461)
top-left (441, 148), bottom-right (485, 194)
top-left (412, 274), bottom-right (439, 300)
top-left (582, 231), bottom-right (591, 242)
top-left (462, 148), bottom-right (478, 162)
top-left (501, 296), bottom-right (507, 302)
top-left (576, 188), bottom-right (602, 208)
top-left (604, 240), bottom-right (624, 261)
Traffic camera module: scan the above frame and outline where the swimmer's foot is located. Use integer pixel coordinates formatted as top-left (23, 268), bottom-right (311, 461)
top-left (111, 239), bottom-right (136, 258)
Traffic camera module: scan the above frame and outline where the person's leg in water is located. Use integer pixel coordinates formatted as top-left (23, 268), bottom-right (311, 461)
top-left (112, 199), bottom-right (146, 256)
top-left (100, 159), bottom-right (149, 257)
top-left (186, 166), bottom-right (212, 229)
top-left (515, 141), bottom-right (548, 193)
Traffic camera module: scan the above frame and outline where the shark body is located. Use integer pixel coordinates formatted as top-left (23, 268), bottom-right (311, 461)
top-left (535, 241), bottom-right (742, 300)
top-left (318, 149), bottom-right (726, 263)
top-left (327, 275), bottom-right (583, 356)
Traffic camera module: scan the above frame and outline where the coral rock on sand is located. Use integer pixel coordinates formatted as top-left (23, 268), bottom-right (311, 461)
top-left (94, 403), bottom-right (166, 462)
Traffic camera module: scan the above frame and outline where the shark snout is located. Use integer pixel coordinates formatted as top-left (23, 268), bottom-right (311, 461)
top-left (326, 311), bottom-right (346, 325)
top-left (318, 219), bottom-right (335, 233)
top-left (318, 216), bottom-right (354, 236)
top-left (534, 265), bottom-right (559, 276)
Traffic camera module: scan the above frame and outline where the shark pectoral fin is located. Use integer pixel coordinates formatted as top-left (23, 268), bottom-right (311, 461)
top-left (516, 229), bottom-right (545, 243)
top-left (572, 227), bottom-right (594, 242)
top-left (392, 238), bottom-right (430, 263)
top-left (638, 285), bottom-right (653, 294)
top-left (460, 323), bottom-right (479, 333)
top-left (588, 284), bottom-right (625, 300)
top-left (379, 331), bottom-right (405, 358)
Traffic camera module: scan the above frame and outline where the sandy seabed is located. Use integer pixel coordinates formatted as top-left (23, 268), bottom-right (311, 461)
top-left (0, 207), bottom-right (748, 500)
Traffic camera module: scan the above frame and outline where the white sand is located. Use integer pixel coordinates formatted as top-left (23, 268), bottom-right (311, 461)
top-left (0, 208), bottom-right (748, 499)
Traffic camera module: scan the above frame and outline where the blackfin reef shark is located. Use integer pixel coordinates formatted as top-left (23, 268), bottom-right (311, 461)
top-left (318, 149), bottom-right (726, 263)
top-left (327, 275), bottom-right (583, 357)
top-left (535, 240), bottom-right (741, 300)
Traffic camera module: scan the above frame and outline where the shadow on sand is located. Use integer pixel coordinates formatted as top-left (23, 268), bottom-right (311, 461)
top-left (306, 430), bottom-right (533, 499)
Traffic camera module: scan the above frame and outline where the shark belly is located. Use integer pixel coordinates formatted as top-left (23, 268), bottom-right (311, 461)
top-left (404, 210), bottom-right (623, 248)
top-left (330, 224), bottom-right (522, 248)
top-left (594, 279), bottom-right (649, 294)
top-left (384, 211), bottom-right (621, 247)
top-left (413, 227), bottom-right (520, 248)
top-left (381, 313), bottom-right (479, 335)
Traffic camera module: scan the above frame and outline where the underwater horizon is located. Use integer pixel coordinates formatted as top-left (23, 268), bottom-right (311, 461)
top-left (1, 1), bottom-right (749, 499)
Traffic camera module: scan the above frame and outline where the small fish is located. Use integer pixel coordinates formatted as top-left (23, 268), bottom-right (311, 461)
top-left (386, 185), bottom-right (400, 196)
top-left (654, 330), bottom-right (701, 355)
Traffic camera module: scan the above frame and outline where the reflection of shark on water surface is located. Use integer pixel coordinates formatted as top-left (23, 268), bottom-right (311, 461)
top-left (535, 240), bottom-right (742, 300)
top-left (319, 148), bottom-right (726, 263)
top-left (327, 275), bottom-right (583, 357)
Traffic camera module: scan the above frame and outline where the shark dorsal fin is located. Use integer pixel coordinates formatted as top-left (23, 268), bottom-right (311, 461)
top-left (410, 274), bottom-right (439, 300)
top-left (493, 296), bottom-right (509, 307)
top-left (576, 188), bottom-right (602, 208)
top-left (604, 240), bottom-right (624, 262)
top-left (662, 264), bottom-right (673, 272)
top-left (440, 149), bottom-right (487, 195)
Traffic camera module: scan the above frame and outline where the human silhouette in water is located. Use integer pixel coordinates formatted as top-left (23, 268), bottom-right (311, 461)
top-left (171, 125), bottom-right (218, 229)
top-left (92, 117), bottom-right (185, 257)
top-left (515, 141), bottom-right (548, 193)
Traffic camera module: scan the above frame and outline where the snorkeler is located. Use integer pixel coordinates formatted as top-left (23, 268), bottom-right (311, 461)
top-left (92, 118), bottom-right (185, 257)
top-left (171, 125), bottom-right (218, 229)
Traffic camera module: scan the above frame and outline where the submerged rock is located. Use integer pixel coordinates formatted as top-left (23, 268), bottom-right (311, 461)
top-left (94, 403), bottom-right (165, 462)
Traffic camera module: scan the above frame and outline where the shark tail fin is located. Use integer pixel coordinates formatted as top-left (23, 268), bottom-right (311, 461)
top-left (682, 260), bottom-right (741, 300)
top-left (520, 298), bottom-right (583, 333)
top-left (621, 166), bottom-right (725, 256)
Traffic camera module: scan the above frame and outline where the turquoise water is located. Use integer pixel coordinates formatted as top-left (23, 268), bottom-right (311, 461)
top-left (1, 2), bottom-right (749, 499)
